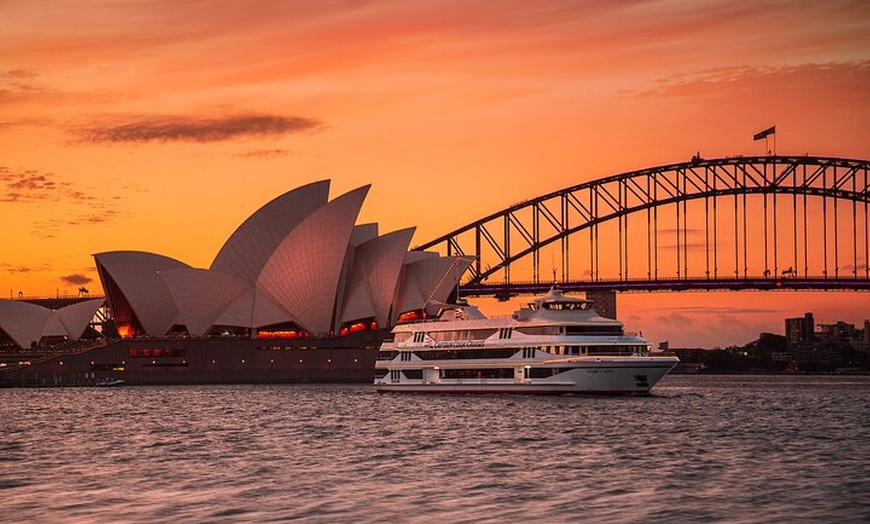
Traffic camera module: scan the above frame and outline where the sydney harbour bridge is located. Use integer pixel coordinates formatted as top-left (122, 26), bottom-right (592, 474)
top-left (417, 155), bottom-right (870, 307)
top-left (18, 155), bottom-right (870, 318)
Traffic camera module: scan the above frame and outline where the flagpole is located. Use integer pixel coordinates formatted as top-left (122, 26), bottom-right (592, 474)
top-left (753, 125), bottom-right (776, 155)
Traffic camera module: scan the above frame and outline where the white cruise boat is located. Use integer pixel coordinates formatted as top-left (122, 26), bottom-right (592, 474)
top-left (375, 288), bottom-right (678, 394)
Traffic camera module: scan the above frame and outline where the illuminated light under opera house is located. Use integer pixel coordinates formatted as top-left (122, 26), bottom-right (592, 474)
top-left (0, 181), bottom-right (471, 386)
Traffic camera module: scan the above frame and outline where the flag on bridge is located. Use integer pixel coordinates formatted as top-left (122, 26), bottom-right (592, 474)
top-left (658, 340), bottom-right (669, 351)
top-left (753, 125), bottom-right (776, 141)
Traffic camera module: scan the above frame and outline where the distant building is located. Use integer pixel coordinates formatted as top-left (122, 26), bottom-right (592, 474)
top-left (820, 320), bottom-right (857, 339)
top-left (785, 312), bottom-right (814, 348)
top-left (586, 290), bottom-right (616, 319)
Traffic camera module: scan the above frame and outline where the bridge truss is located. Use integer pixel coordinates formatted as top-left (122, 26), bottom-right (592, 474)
top-left (416, 156), bottom-right (870, 297)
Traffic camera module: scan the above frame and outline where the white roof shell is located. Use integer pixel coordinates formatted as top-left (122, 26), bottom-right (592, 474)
top-left (258, 185), bottom-right (370, 336)
top-left (0, 300), bottom-right (53, 348)
top-left (213, 286), bottom-right (296, 329)
top-left (0, 298), bottom-right (104, 348)
top-left (94, 251), bottom-right (190, 336)
top-left (338, 227), bottom-right (415, 329)
top-left (210, 180), bottom-right (330, 284)
top-left (57, 298), bottom-right (105, 340)
top-left (394, 255), bottom-right (474, 319)
top-left (92, 181), bottom-right (471, 339)
top-left (349, 223), bottom-right (379, 247)
top-left (159, 268), bottom-right (251, 336)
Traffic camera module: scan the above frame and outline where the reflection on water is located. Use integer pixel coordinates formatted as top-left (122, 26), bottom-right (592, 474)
top-left (1, 375), bottom-right (868, 523)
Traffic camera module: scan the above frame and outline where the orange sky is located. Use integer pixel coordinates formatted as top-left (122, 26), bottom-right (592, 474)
top-left (2, 0), bottom-right (869, 347)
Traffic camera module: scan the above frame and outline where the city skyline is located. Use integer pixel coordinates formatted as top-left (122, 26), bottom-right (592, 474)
top-left (2, 0), bottom-right (869, 347)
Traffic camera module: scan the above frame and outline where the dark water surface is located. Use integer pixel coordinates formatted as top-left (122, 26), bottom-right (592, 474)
top-left (2, 375), bottom-right (868, 523)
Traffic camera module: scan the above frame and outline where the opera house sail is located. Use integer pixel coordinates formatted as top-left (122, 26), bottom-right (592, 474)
top-left (0, 181), bottom-right (472, 386)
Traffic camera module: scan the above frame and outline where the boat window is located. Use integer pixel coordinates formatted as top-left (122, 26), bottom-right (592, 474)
top-left (443, 368), bottom-right (514, 379)
top-left (565, 325), bottom-right (624, 336)
top-left (376, 350), bottom-right (399, 361)
top-left (428, 329), bottom-right (497, 342)
top-left (413, 348), bottom-right (520, 360)
top-left (529, 367), bottom-right (575, 378)
top-left (586, 345), bottom-right (636, 356)
top-left (541, 301), bottom-right (591, 311)
top-left (515, 326), bottom-right (560, 336)
top-left (401, 369), bottom-right (423, 379)
top-left (529, 368), bottom-right (556, 378)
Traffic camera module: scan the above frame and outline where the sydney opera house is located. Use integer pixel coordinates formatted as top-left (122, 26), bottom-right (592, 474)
top-left (1, 181), bottom-right (471, 386)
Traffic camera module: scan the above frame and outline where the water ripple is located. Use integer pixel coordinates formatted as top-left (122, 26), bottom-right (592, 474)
top-left (1, 376), bottom-right (868, 523)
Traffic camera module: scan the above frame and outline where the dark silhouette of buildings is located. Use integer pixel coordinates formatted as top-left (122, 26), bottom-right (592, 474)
top-left (670, 313), bottom-right (869, 374)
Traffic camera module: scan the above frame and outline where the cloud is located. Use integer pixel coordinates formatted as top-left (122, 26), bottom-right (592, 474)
top-left (1, 166), bottom-right (127, 234)
top-left (60, 273), bottom-right (92, 286)
top-left (237, 148), bottom-right (295, 158)
top-left (0, 166), bottom-right (107, 205)
top-left (1, 265), bottom-right (33, 274)
top-left (629, 61), bottom-right (870, 102)
top-left (5, 69), bottom-right (38, 80)
top-left (668, 306), bottom-right (777, 315)
top-left (654, 312), bottom-right (695, 328)
top-left (76, 113), bottom-right (322, 144)
top-left (30, 209), bottom-right (126, 238)
top-left (0, 167), bottom-right (65, 202)
top-left (0, 263), bottom-right (49, 274)
top-left (61, 209), bottom-right (122, 226)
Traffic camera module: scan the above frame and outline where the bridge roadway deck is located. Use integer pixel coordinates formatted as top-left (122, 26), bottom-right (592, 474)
top-left (461, 277), bottom-right (870, 298)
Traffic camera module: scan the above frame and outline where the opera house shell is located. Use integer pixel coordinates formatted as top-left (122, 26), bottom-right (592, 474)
top-left (0, 298), bottom-right (105, 349)
top-left (1, 180), bottom-right (471, 386)
top-left (94, 180), bottom-right (470, 340)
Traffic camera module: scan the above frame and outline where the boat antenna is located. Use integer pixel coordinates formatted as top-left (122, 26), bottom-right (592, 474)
top-left (552, 251), bottom-right (557, 284)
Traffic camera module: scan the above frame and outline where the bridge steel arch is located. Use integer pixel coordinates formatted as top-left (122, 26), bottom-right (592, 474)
top-left (416, 155), bottom-right (870, 297)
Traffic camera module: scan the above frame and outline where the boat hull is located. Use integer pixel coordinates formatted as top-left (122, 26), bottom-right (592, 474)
top-left (376, 358), bottom-right (678, 395)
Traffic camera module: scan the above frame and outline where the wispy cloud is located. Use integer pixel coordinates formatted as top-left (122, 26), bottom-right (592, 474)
top-left (30, 209), bottom-right (126, 239)
top-left (667, 306), bottom-right (777, 315)
top-left (5, 69), bottom-right (38, 80)
top-left (1, 166), bottom-right (128, 236)
top-left (60, 273), bottom-right (92, 286)
top-left (628, 61), bottom-right (870, 101)
top-left (0, 166), bottom-right (107, 204)
top-left (654, 311), bottom-right (695, 328)
top-left (0, 167), bottom-right (63, 202)
top-left (76, 113), bottom-right (322, 144)
top-left (0, 262), bottom-right (49, 274)
top-left (237, 148), bottom-right (295, 158)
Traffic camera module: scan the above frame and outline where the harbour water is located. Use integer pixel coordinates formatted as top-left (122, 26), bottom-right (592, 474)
top-left (2, 375), bottom-right (868, 523)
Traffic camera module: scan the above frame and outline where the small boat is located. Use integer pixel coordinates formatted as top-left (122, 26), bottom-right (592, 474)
top-left (95, 378), bottom-right (125, 387)
top-left (375, 288), bottom-right (678, 394)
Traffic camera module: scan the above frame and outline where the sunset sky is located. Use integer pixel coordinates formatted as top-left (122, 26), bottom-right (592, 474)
top-left (2, 0), bottom-right (869, 347)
